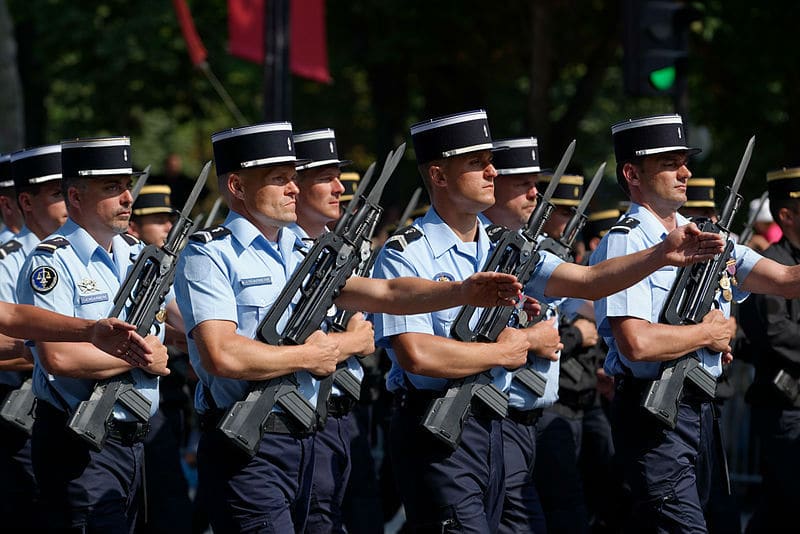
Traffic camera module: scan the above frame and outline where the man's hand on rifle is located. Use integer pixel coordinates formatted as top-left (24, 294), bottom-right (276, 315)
top-left (659, 222), bottom-right (726, 266)
top-left (140, 336), bottom-right (170, 376)
top-left (523, 318), bottom-right (563, 361)
top-left (344, 313), bottom-right (376, 358)
top-left (304, 330), bottom-right (340, 377)
top-left (460, 272), bottom-right (523, 308)
top-left (699, 309), bottom-right (736, 354)
top-left (91, 318), bottom-right (153, 366)
top-left (496, 327), bottom-right (530, 370)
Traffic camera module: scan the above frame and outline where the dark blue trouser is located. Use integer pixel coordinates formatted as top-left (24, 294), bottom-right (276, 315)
top-left (746, 406), bottom-right (800, 533)
top-left (198, 424), bottom-right (315, 533)
top-left (579, 405), bottom-right (622, 532)
top-left (534, 406), bottom-right (589, 534)
top-left (391, 393), bottom-right (504, 533)
top-left (32, 401), bottom-right (144, 533)
top-left (0, 421), bottom-right (38, 530)
top-left (139, 406), bottom-right (193, 533)
top-left (612, 380), bottom-right (725, 534)
top-left (499, 416), bottom-right (547, 534)
top-left (305, 411), bottom-right (354, 534)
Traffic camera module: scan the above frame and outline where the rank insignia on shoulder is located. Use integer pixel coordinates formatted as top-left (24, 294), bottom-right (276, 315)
top-left (189, 225), bottom-right (231, 244)
top-left (35, 237), bottom-right (70, 254)
top-left (385, 226), bottom-right (423, 252)
top-left (30, 266), bottom-right (58, 293)
top-left (609, 217), bottom-right (640, 234)
top-left (485, 224), bottom-right (509, 243)
top-left (0, 240), bottom-right (22, 259)
top-left (120, 233), bottom-right (141, 246)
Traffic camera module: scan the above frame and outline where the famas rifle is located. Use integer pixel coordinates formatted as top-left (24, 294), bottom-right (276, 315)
top-left (67, 161), bottom-right (210, 451)
top-left (641, 136), bottom-right (755, 428)
top-left (420, 139), bottom-right (576, 450)
top-left (216, 144), bottom-right (405, 457)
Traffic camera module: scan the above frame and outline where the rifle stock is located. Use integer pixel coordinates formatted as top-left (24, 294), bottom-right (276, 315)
top-left (67, 161), bottom-right (210, 451)
top-left (0, 378), bottom-right (36, 434)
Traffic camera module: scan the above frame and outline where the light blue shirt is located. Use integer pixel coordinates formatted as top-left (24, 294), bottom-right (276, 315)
top-left (175, 211), bottom-right (317, 412)
top-left (590, 203), bottom-right (762, 379)
top-left (287, 222), bottom-right (365, 397)
top-left (0, 226), bottom-right (16, 244)
top-left (16, 218), bottom-right (162, 420)
top-left (477, 214), bottom-right (565, 410)
top-left (0, 226), bottom-right (40, 387)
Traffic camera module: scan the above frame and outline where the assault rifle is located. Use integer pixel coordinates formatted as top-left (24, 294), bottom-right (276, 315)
top-left (324, 186), bottom-right (424, 402)
top-left (738, 190), bottom-right (768, 246)
top-left (421, 139), bottom-right (576, 450)
top-left (539, 162), bottom-right (605, 382)
top-left (217, 144), bottom-right (406, 457)
top-left (0, 167), bottom-right (156, 436)
top-left (67, 161), bottom-right (210, 451)
top-left (642, 136), bottom-right (755, 428)
top-left (538, 161), bottom-right (606, 262)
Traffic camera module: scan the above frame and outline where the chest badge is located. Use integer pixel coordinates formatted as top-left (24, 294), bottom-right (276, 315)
top-left (30, 266), bottom-right (58, 294)
top-left (77, 278), bottom-right (99, 294)
top-left (433, 272), bottom-right (454, 283)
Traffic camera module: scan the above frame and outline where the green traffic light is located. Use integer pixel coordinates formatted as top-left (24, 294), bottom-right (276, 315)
top-left (649, 65), bottom-right (676, 91)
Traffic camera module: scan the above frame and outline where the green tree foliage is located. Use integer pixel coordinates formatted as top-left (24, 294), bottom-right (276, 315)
top-left (5, 0), bottom-right (797, 220)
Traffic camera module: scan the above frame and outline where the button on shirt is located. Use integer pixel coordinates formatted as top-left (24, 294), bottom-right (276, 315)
top-left (16, 218), bottom-right (162, 420)
top-left (287, 222), bottom-right (364, 397)
top-left (590, 204), bottom-right (761, 379)
top-left (175, 212), bottom-right (317, 413)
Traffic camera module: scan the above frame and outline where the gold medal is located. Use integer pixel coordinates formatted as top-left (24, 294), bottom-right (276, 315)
top-left (155, 308), bottom-right (167, 323)
top-left (722, 288), bottom-right (733, 302)
top-left (719, 275), bottom-right (731, 290)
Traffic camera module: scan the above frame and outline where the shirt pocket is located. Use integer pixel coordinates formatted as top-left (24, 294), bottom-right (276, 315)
top-left (650, 267), bottom-right (676, 319)
top-left (235, 284), bottom-right (274, 328)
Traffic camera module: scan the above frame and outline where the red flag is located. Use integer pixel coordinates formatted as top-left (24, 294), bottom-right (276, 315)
top-left (173, 0), bottom-right (208, 66)
top-left (290, 0), bottom-right (331, 83)
top-left (228, 0), bottom-right (265, 64)
top-left (228, 0), bottom-right (331, 83)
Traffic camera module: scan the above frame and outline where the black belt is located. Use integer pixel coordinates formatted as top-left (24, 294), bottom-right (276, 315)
top-left (107, 420), bottom-right (150, 445)
top-left (507, 407), bottom-right (542, 425)
top-left (199, 408), bottom-right (315, 437)
top-left (327, 395), bottom-right (356, 418)
top-left (35, 400), bottom-right (149, 445)
top-left (615, 375), bottom-right (716, 403)
top-left (393, 389), bottom-right (504, 421)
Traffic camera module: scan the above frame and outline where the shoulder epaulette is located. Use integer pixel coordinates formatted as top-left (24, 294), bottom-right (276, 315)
top-left (0, 239), bottom-right (22, 260)
top-left (120, 233), bottom-right (141, 246)
top-left (385, 225), bottom-right (423, 252)
top-left (189, 225), bottom-right (231, 244)
top-left (609, 217), bottom-right (640, 234)
top-left (35, 237), bottom-right (70, 254)
top-left (485, 224), bottom-right (509, 243)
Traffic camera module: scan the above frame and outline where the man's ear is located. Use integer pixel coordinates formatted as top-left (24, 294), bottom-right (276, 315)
top-left (622, 162), bottom-right (640, 188)
top-left (228, 173), bottom-right (245, 200)
top-left (429, 163), bottom-right (447, 187)
top-left (17, 192), bottom-right (33, 213)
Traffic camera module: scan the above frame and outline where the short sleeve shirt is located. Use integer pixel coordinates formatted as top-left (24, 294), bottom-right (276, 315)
top-left (590, 203), bottom-right (762, 379)
top-left (16, 219), bottom-right (161, 420)
top-left (175, 212), bottom-right (317, 412)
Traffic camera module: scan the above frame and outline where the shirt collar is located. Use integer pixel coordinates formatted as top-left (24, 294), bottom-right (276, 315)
top-left (419, 207), bottom-right (490, 262)
top-left (628, 202), bottom-right (690, 239)
top-left (225, 210), bottom-right (306, 258)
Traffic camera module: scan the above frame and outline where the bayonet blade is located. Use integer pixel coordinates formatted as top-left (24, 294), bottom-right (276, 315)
top-left (131, 164), bottom-right (151, 202)
top-left (541, 139), bottom-right (576, 204)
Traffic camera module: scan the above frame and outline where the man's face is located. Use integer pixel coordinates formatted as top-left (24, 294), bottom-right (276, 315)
top-left (235, 164), bottom-right (299, 227)
top-left (295, 165), bottom-right (345, 225)
top-left (629, 151), bottom-right (691, 209)
top-left (486, 173), bottom-right (539, 230)
top-left (79, 176), bottom-right (135, 235)
top-left (22, 180), bottom-right (68, 235)
top-left (128, 213), bottom-right (174, 246)
top-left (542, 204), bottom-right (574, 239)
top-left (438, 150), bottom-right (497, 213)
